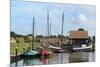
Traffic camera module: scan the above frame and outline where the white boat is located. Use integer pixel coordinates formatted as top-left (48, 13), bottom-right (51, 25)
top-left (48, 44), bottom-right (62, 50)
top-left (73, 43), bottom-right (93, 51)
top-left (48, 44), bottom-right (66, 53)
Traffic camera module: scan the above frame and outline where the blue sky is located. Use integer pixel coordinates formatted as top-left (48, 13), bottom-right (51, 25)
top-left (11, 0), bottom-right (96, 36)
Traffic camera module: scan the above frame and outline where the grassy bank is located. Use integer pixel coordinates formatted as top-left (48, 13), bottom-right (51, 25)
top-left (10, 42), bottom-right (41, 55)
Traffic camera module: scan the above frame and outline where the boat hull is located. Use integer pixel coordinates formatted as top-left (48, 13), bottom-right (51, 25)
top-left (72, 48), bottom-right (92, 52)
top-left (22, 54), bottom-right (41, 58)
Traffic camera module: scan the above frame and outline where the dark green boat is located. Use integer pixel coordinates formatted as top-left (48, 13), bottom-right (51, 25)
top-left (24, 50), bottom-right (38, 55)
top-left (23, 49), bottom-right (41, 58)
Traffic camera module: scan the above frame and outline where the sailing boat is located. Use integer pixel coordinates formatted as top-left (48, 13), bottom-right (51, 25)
top-left (48, 12), bottom-right (65, 53)
top-left (46, 11), bottom-right (62, 52)
top-left (72, 43), bottom-right (93, 51)
top-left (34, 11), bottom-right (53, 56)
top-left (23, 17), bottom-right (41, 57)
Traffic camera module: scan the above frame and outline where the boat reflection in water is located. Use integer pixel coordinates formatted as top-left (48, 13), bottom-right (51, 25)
top-left (23, 55), bottom-right (51, 65)
top-left (69, 52), bottom-right (90, 63)
top-left (24, 58), bottom-right (43, 65)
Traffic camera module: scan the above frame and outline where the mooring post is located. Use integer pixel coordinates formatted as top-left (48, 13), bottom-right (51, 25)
top-left (15, 47), bottom-right (18, 57)
top-left (15, 47), bottom-right (18, 66)
top-left (23, 48), bottom-right (25, 53)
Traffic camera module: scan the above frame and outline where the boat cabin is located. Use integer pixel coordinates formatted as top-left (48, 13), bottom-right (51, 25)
top-left (68, 30), bottom-right (89, 47)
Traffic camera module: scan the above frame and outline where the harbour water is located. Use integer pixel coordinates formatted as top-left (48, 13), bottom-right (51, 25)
top-left (10, 52), bottom-right (95, 67)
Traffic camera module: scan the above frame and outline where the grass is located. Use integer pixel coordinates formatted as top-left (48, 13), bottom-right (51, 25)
top-left (10, 41), bottom-right (41, 54)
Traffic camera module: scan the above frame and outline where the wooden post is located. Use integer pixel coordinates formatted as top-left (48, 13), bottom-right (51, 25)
top-left (23, 48), bottom-right (25, 53)
top-left (15, 47), bottom-right (18, 66)
top-left (15, 60), bottom-right (18, 66)
top-left (15, 47), bottom-right (18, 57)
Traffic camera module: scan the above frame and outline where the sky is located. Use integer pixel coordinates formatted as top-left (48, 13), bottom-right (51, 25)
top-left (11, 0), bottom-right (96, 36)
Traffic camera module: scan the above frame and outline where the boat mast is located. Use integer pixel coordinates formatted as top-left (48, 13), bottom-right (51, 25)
top-left (62, 12), bottom-right (64, 36)
top-left (60, 12), bottom-right (64, 45)
top-left (47, 11), bottom-right (50, 37)
top-left (32, 17), bottom-right (35, 49)
top-left (47, 10), bottom-right (50, 43)
top-left (50, 21), bottom-right (51, 36)
top-left (61, 12), bottom-right (64, 64)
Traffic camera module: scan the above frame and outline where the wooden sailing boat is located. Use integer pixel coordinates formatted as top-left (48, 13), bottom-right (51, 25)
top-left (23, 17), bottom-right (41, 57)
top-left (48, 12), bottom-right (65, 53)
top-left (39, 11), bottom-right (53, 56)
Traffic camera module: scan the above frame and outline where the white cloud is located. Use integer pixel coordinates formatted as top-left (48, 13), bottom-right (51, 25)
top-left (77, 14), bottom-right (87, 23)
top-left (70, 14), bottom-right (87, 25)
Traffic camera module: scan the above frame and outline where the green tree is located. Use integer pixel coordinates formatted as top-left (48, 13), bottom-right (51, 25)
top-left (36, 35), bottom-right (44, 38)
top-left (10, 31), bottom-right (16, 39)
top-left (16, 34), bottom-right (23, 38)
top-left (78, 28), bottom-right (85, 31)
top-left (92, 36), bottom-right (95, 44)
top-left (92, 36), bottom-right (95, 51)
top-left (88, 36), bottom-right (92, 43)
top-left (24, 36), bottom-right (31, 43)
top-left (27, 34), bottom-right (33, 36)
top-left (58, 35), bottom-right (65, 38)
top-left (93, 36), bottom-right (95, 42)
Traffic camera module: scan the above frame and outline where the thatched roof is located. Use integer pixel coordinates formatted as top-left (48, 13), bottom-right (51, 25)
top-left (69, 31), bottom-right (88, 39)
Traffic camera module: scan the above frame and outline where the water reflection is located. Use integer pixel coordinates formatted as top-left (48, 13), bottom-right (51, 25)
top-left (10, 52), bottom-right (95, 66)
top-left (40, 57), bottom-right (49, 64)
top-left (24, 58), bottom-right (43, 65)
top-left (69, 52), bottom-right (89, 63)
